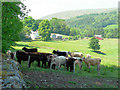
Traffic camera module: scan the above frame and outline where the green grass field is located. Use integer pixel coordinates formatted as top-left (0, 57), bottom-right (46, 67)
top-left (11, 39), bottom-right (118, 79)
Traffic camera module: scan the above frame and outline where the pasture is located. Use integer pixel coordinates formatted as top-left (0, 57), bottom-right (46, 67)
top-left (11, 39), bottom-right (118, 88)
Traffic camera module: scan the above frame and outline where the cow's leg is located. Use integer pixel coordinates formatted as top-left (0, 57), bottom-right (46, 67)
top-left (66, 66), bottom-right (69, 71)
top-left (18, 59), bottom-right (21, 64)
top-left (42, 61), bottom-right (44, 68)
top-left (97, 64), bottom-right (100, 75)
top-left (78, 61), bottom-right (82, 70)
top-left (73, 61), bottom-right (76, 73)
top-left (38, 59), bottom-right (40, 67)
top-left (64, 63), bottom-right (66, 70)
top-left (80, 62), bottom-right (82, 70)
top-left (58, 63), bottom-right (61, 69)
top-left (88, 63), bottom-right (90, 72)
top-left (44, 61), bottom-right (47, 68)
top-left (52, 64), bottom-right (55, 69)
top-left (48, 61), bottom-right (50, 68)
top-left (97, 64), bottom-right (100, 71)
top-left (28, 61), bottom-right (32, 68)
top-left (50, 63), bottom-right (53, 69)
top-left (70, 66), bottom-right (73, 72)
top-left (28, 56), bottom-right (31, 68)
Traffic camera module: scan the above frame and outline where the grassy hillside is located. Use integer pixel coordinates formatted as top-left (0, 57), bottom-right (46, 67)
top-left (11, 39), bottom-right (118, 79)
top-left (66, 11), bottom-right (118, 29)
top-left (41, 8), bottom-right (117, 20)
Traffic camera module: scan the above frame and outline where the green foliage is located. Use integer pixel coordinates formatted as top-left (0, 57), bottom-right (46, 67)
top-left (67, 11), bottom-right (117, 29)
top-left (21, 17), bottom-right (43, 41)
top-left (66, 11), bottom-right (118, 38)
top-left (2, 2), bottom-right (27, 53)
top-left (70, 28), bottom-right (77, 36)
top-left (106, 32), bottom-right (113, 38)
top-left (89, 37), bottom-right (100, 51)
top-left (22, 16), bottom-right (42, 31)
top-left (22, 16), bottom-right (35, 30)
top-left (72, 35), bottom-right (80, 40)
top-left (104, 25), bottom-right (118, 38)
top-left (68, 36), bottom-right (72, 40)
top-left (50, 18), bottom-right (70, 35)
top-left (38, 20), bottom-right (51, 41)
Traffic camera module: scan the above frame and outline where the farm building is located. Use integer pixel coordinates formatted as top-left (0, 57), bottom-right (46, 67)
top-left (50, 33), bottom-right (56, 39)
top-left (50, 33), bottom-right (62, 39)
top-left (94, 35), bottom-right (103, 40)
top-left (30, 30), bottom-right (39, 40)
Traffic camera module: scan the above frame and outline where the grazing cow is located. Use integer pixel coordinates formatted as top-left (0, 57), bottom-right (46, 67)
top-left (38, 52), bottom-right (53, 68)
top-left (68, 52), bottom-right (83, 58)
top-left (86, 54), bottom-right (91, 58)
top-left (74, 57), bottom-right (84, 70)
top-left (52, 50), bottom-right (69, 57)
top-left (16, 51), bottom-right (41, 68)
top-left (66, 57), bottom-right (83, 72)
top-left (47, 54), bottom-right (57, 69)
top-left (24, 52), bottom-right (53, 68)
top-left (50, 55), bottom-right (66, 70)
top-left (22, 47), bottom-right (37, 52)
top-left (14, 50), bottom-right (52, 68)
top-left (83, 57), bottom-right (101, 73)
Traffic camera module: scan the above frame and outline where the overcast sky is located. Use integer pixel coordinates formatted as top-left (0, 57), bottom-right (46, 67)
top-left (22, 0), bottom-right (119, 19)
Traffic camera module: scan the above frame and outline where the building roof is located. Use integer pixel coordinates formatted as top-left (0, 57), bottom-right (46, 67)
top-left (94, 35), bottom-right (103, 40)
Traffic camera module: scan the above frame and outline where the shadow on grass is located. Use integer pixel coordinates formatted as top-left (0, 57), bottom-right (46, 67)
top-left (11, 43), bottom-right (40, 51)
top-left (92, 51), bottom-right (106, 55)
top-left (14, 43), bottom-right (30, 47)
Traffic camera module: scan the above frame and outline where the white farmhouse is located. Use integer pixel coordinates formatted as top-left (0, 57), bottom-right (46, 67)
top-left (50, 33), bottom-right (62, 39)
top-left (30, 30), bottom-right (39, 40)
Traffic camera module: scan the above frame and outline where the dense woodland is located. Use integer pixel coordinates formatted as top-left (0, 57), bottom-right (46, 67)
top-left (66, 11), bottom-right (118, 38)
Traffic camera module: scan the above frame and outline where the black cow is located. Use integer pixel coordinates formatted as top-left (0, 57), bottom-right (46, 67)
top-left (22, 47), bottom-right (37, 52)
top-left (52, 50), bottom-right (68, 56)
top-left (16, 50), bottom-right (41, 68)
top-left (66, 57), bottom-right (77, 72)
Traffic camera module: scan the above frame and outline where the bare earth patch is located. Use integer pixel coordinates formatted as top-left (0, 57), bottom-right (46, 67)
top-left (22, 71), bottom-right (118, 88)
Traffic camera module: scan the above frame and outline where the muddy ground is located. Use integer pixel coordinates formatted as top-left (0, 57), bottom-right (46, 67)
top-left (22, 71), bottom-right (118, 88)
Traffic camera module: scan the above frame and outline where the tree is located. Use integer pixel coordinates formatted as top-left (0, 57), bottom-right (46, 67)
top-left (19, 26), bottom-right (31, 41)
top-left (38, 20), bottom-right (51, 41)
top-left (22, 16), bottom-right (36, 31)
top-left (2, 2), bottom-right (27, 53)
top-left (50, 18), bottom-right (70, 35)
top-left (89, 37), bottom-right (100, 51)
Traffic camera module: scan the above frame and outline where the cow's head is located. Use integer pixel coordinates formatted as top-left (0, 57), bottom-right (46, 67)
top-left (22, 47), bottom-right (26, 50)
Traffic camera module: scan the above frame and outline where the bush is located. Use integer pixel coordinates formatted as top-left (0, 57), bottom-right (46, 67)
top-left (68, 36), bottom-right (72, 40)
top-left (72, 35), bottom-right (80, 40)
top-left (89, 37), bottom-right (100, 51)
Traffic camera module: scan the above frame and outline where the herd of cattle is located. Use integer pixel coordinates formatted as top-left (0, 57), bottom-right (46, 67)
top-left (6, 47), bottom-right (101, 73)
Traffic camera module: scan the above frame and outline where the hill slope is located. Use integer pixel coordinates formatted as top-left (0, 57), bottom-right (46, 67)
top-left (41, 8), bottom-right (117, 19)
top-left (66, 11), bottom-right (118, 29)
